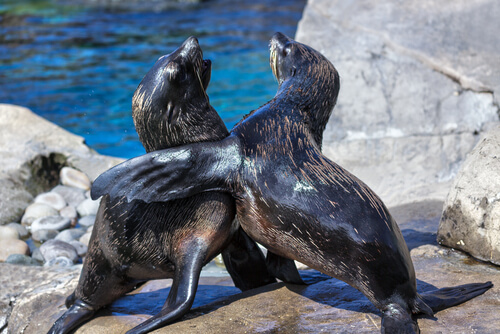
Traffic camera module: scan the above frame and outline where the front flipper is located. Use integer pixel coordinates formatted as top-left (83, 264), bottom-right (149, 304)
top-left (91, 136), bottom-right (242, 203)
top-left (47, 300), bottom-right (95, 334)
top-left (125, 238), bottom-right (208, 334)
top-left (222, 227), bottom-right (276, 291)
top-left (266, 251), bottom-right (305, 285)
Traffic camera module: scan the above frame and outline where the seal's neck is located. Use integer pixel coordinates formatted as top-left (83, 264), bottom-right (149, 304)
top-left (272, 77), bottom-right (339, 150)
top-left (133, 100), bottom-right (228, 153)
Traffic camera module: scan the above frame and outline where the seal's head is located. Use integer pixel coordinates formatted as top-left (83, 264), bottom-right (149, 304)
top-left (269, 32), bottom-right (340, 147)
top-left (133, 36), bottom-right (218, 151)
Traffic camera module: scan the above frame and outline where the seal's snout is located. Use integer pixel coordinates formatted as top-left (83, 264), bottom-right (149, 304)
top-left (270, 32), bottom-right (292, 49)
top-left (179, 36), bottom-right (202, 58)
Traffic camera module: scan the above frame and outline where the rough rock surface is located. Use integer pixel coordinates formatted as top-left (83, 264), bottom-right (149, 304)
top-left (3, 200), bottom-right (499, 333)
top-left (295, 0), bottom-right (500, 207)
top-left (438, 125), bottom-right (500, 265)
top-left (0, 104), bottom-right (123, 225)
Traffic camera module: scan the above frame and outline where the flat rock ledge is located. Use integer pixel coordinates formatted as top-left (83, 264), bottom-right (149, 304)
top-left (296, 0), bottom-right (500, 207)
top-left (0, 104), bottom-right (123, 225)
top-left (2, 200), bottom-right (499, 333)
top-left (438, 125), bottom-right (500, 265)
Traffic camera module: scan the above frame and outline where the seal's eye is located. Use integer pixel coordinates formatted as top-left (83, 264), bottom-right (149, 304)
top-left (283, 42), bottom-right (293, 57)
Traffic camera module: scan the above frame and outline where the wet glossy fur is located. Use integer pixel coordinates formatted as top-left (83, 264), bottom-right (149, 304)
top-left (91, 33), bottom-right (492, 333)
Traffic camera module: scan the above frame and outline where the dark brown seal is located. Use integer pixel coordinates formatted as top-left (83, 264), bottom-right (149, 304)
top-left (48, 36), bottom-right (300, 334)
top-left (91, 33), bottom-right (492, 333)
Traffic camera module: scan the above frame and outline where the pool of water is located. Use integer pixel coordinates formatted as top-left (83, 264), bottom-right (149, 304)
top-left (0, 0), bottom-right (306, 158)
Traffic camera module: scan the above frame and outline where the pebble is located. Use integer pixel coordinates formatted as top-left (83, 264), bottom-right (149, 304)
top-left (21, 203), bottom-right (58, 226)
top-left (39, 239), bottom-right (79, 263)
top-left (0, 239), bottom-right (30, 261)
top-left (44, 256), bottom-right (75, 268)
top-left (69, 240), bottom-right (88, 257)
top-left (7, 222), bottom-right (29, 238)
top-left (60, 167), bottom-right (91, 190)
top-left (5, 254), bottom-right (41, 266)
top-left (79, 232), bottom-right (92, 246)
top-left (59, 205), bottom-right (77, 220)
top-left (31, 215), bottom-right (71, 233)
top-left (31, 229), bottom-right (59, 243)
top-left (31, 248), bottom-right (44, 263)
top-left (78, 215), bottom-right (96, 227)
top-left (77, 198), bottom-right (100, 217)
top-left (34, 192), bottom-right (66, 211)
top-left (0, 225), bottom-right (20, 240)
top-left (55, 228), bottom-right (86, 243)
top-left (52, 185), bottom-right (86, 208)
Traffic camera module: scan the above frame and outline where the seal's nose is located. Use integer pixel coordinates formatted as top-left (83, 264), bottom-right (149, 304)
top-left (270, 32), bottom-right (292, 47)
top-left (182, 36), bottom-right (200, 50)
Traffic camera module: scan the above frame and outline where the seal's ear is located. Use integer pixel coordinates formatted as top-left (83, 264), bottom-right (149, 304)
top-left (91, 136), bottom-right (241, 203)
top-left (165, 102), bottom-right (181, 125)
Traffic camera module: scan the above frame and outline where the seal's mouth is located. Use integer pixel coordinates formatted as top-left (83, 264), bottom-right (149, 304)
top-left (269, 32), bottom-right (292, 84)
top-left (201, 59), bottom-right (211, 91)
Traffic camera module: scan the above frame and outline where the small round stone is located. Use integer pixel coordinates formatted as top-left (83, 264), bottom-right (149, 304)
top-left (31, 229), bottom-right (59, 243)
top-left (52, 185), bottom-right (86, 208)
top-left (77, 198), bottom-right (100, 217)
top-left (78, 215), bottom-right (96, 227)
top-left (0, 239), bottom-right (30, 261)
top-left (31, 215), bottom-right (71, 233)
top-left (68, 240), bottom-right (88, 257)
top-left (7, 223), bottom-right (29, 238)
top-left (79, 232), bottom-right (92, 246)
top-left (55, 229), bottom-right (86, 243)
top-left (44, 256), bottom-right (75, 267)
top-left (5, 254), bottom-right (41, 266)
top-left (0, 225), bottom-right (20, 240)
top-left (59, 205), bottom-right (77, 220)
top-left (21, 203), bottom-right (59, 226)
top-left (60, 167), bottom-right (91, 190)
top-left (39, 239), bottom-right (79, 263)
top-left (34, 192), bottom-right (67, 211)
top-left (31, 248), bottom-right (44, 263)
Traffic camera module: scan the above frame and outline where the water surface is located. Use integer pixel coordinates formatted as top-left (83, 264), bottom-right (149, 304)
top-left (0, 0), bottom-right (306, 158)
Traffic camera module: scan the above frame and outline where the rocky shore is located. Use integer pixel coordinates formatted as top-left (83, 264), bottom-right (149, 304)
top-left (1, 0), bottom-right (500, 332)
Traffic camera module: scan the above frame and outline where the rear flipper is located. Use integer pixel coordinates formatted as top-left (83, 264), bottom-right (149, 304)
top-left (222, 227), bottom-right (277, 291)
top-left (47, 300), bottom-right (95, 334)
top-left (91, 136), bottom-right (242, 203)
top-left (419, 281), bottom-right (493, 313)
top-left (266, 251), bottom-right (304, 285)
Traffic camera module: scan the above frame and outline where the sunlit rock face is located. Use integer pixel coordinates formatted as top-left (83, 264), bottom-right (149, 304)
top-left (295, 0), bottom-right (500, 207)
top-left (438, 125), bottom-right (500, 266)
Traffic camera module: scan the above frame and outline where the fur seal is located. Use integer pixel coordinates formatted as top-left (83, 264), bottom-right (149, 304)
top-left (91, 33), bottom-right (493, 333)
top-left (48, 37), bottom-right (301, 334)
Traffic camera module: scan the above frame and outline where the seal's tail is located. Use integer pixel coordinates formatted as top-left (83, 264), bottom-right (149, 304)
top-left (413, 281), bottom-right (493, 316)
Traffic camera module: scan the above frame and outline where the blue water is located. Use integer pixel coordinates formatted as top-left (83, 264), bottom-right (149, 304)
top-left (0, 0), bottom-right (306, 158)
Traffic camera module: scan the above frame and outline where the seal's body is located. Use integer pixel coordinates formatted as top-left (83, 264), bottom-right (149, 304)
top-left (48, 37), bottom-right (299, 334)
top-left (92, 33), bottom-right (492, 333)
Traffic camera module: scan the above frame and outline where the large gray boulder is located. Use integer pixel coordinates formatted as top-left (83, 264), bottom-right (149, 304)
top-left (295, 0), bottom-right (500, 207)
top-left (0, 104), bottom-right (123, 225)
top-left (438, 125), bottom-right (500, 265)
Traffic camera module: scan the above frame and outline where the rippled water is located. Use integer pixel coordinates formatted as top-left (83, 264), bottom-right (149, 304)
top-left (0, 0), bottom-right (306, 158)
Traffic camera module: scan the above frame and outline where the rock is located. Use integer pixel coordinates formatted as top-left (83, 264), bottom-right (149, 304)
top-left (438, 125), bottom-right (500, 265)
top-left (68, 240), bottom-right (88, 257)
top-left (39, 239), bottom-right (79, 263)
top-left (31, 215), bottom-right (71, 233)
top-left (79, 232), bottom-right (92, 246)
top-left (295, 0), bottom-right (500, 207)
top-left (60, 167), bottom-right (91, 191)
top-left (0, 239), bottom-right (29, 261)
top-left (34, 192), bottom-right (67, 211)
top-left (44, 256), bottom-right (75, 268)
top-left (7, 222), bottom-right (29, 238)
top-left (76, 198), bottom-right (100, 217)
top-left (0, 104), bottom-right (123, 225)
top-left (31, 248), bottom-right (44, 263)
top-left (51, 185), bottom-right (86, 208)
top-left (78, 215), bottom-right (96, 227)
top-left (0, 225), bottom-right (20, 240)
top-left (55, 229), bottom-right (87, 243)
top-left (31, 229), bottom-right (59, 243)
top-left (21, 203), bottom-right (58, 227)
top-left (59, 205), bottom-right (77, 220)
top-left (5, 254), bottom-right (41, 266)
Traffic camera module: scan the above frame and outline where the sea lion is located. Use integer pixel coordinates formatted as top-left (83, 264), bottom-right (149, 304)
top-left (48, 36), bottom-right (301, 334)
top-left (91, 33), bottom-right (493, 333)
